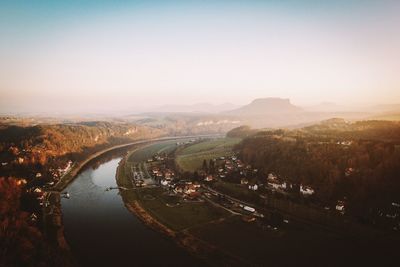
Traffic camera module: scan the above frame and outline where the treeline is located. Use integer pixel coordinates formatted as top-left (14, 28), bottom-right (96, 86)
top-left (234, 120), bottom-right (400, 219)
top-left (226, 125), bottom-right (259, 138)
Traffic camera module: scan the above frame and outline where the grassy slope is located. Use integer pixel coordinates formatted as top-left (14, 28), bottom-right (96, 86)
top-left (128, 140), bottom-right (178, 163)
top-left (176, 138), bottom-right (241, 172)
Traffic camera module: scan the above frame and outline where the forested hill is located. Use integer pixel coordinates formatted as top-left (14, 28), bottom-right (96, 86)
top-left (0, 122), bottom-right (164, 176)
top-left (301, 119), bottom-right (400, 142)
top-left (233, 120), bottom-right (400, 218)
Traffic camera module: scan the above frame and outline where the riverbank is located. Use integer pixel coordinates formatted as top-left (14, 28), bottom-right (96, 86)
top-left (44, 135), bottom-right (222, 265)
top-left (43, 140), bottom-right (152, 264)
top-left (116, 154), bottom-right (247, 266)
top-left (44, 138), bottom-right (168, 265)
top-left (53, 134), bottom-right (223, 192)
top-left (52, 140), bottom-right (151, 191)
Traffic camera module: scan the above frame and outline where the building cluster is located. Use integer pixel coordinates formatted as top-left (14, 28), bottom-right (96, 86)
top-left (209, 156), bottom-right (318, 198)
top-left (147, 152), bottom-right (203, 200)
top-left (204, 154), bottom-right (252, 182)
top-left (375, 202), bottom-right (400, 231)
top-left (49, 160), bottom-right (73, 180)
top-left (153, 167), bottom-right (176, 186)
top-left (172, 181), bottom-right (202, 200)
top-left (265, 173), bottom-right (315, 196)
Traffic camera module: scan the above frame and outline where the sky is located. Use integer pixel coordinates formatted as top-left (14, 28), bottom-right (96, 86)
top-left (1, 0), bottom-right (400, 114)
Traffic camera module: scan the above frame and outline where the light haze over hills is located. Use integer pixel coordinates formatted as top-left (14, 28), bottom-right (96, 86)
top-left (1, 1), bottom-right (400, 114)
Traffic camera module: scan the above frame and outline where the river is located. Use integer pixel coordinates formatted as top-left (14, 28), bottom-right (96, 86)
top-left (60, 150), bottom-right (199, 267)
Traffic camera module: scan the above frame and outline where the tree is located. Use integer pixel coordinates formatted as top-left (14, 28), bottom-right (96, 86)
top-left (202, 159), bottom-right (208, 172)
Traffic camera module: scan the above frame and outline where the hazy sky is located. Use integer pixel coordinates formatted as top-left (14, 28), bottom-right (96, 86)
top-left (1, 0), bottom-right (399, 114)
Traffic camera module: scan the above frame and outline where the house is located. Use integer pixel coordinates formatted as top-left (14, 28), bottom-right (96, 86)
top-left (173, 183), bottom-right (199, 195)
top-left (16, 179), bottom-right (27, 186)
top-left (300, 185), bottom-right (315, 195)
top-left (204, 175), bottom-right (214, 182)
top-left (34, 188), bottom-right (42, 193)
top-left (267, 173), bottom-right (278, 181)
top-left (392, 202), bottom-right (400, 208)
top-left (58, 161), bottom-right (72, 174)
top-left (248, 184), bottom-right (258, 191)
top-left (161, 179), bottom-right (170, 186)
top-left (345, 168), bottom-right (355, 177)
top-left (174, 185), bottom-right (184, 194)
top-left (266, 173), bottom-right (286, 190)
top-left (268, 182), bottom-right (279, 190)
top-left (240, 178), bottom-right (249, 185)
top-left (336, 200), bottom-right (346, 213)
top-left (337, 141), bottom-right (353, 146)
top-left (30, 213), bottom-right (38, 222)
top-left (164, 171), bottom-right (174, 179)
top-left (184, 185), bottom-right (196, 194)
top-left (193, 182), bottom-right (201, 189)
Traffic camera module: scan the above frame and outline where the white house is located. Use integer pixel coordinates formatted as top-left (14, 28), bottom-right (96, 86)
top-left (248, 184), bottom-right (258, 191)
top-left (204, 175), bottom-right (214, 182)
top-left (300, 185), bottom-right (315, 195)
top-left (34, 188), bottom-right (42, 193)
top-left (336, 200), bottom-right (346, 213)
top-left (161, 179), bottom-right (170, 186)
top-left (267, 173), bottom-right (278, 181)
top-left (241, 178), bottom-right (249, 185)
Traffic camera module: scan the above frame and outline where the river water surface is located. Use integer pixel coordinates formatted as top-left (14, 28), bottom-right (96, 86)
top-left (61, 153), bottom-right (198, 267)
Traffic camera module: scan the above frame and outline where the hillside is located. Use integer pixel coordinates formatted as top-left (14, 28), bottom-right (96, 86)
top-left (133, 113), bottom-right (242, 135)
top-left (0, 122), bottom-right (164, 180)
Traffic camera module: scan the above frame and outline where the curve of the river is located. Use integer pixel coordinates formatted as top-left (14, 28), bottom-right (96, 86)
top-left (60, 150), bottom-right (199, 267)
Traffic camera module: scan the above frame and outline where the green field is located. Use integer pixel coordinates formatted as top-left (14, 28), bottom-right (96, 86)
top-left (176, 138), bottom-right (241, 172)
top-left (127, 140), bottom-right (179, 163)
top-left (134, 187), bottom-right (229, 231)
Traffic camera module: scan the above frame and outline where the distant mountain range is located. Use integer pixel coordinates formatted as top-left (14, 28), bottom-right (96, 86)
top-left (131, 97), bottom-right (400, 130)
top-left (154, 102), bottom-right (241, 113)
top-left (221, 97), bottom-right (370, 128)
top-left (5, 97), bottom-right (399, 131)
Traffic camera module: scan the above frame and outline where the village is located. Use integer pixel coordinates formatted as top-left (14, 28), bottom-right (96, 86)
top-left (124, 139), bottom-right (400, 234)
